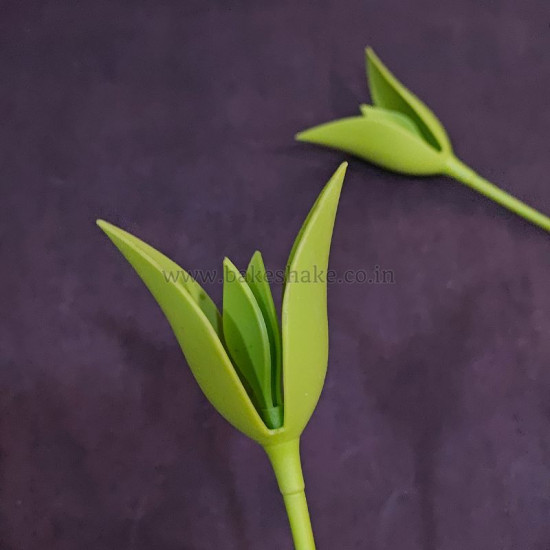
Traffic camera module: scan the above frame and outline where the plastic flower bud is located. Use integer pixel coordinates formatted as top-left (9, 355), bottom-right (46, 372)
top-left (97, 162), bottom-right (347, 550)
top-left (297, 47), bottom-right (550, 233)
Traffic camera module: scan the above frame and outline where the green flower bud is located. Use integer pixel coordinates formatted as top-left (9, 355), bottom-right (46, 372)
top-left (97, 163), bottom-right (348, 549)
top-left (297, 48), bottom-right (550, 234)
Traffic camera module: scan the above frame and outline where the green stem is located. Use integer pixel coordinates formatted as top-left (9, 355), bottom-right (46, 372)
top-left (444, 156), bottom-right (550, 233)
top-left (264, 439), bottom-right (316, 550)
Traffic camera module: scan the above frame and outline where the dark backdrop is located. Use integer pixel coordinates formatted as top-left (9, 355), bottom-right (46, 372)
top-left (2, 1), bottom-right (550, 549)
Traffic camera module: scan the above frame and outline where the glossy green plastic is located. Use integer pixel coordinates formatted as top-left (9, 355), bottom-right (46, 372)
top-left (246, 251), bottom-right (283, 406)
top-left (97, 219), bottom-right (271, 441)
top-left (97, 162), bottom-right (347, 550)
top-left (223, 257), bottom-right (273, 417)
top-left (297, 47), bottom-right (550, 233)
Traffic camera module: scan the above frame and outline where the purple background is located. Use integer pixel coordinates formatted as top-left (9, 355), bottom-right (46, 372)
top-left (2, 1), bottom-right (550, 549)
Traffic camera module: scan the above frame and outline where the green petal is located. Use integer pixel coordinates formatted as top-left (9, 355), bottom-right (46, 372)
top-left (366, 47), bottom-right (451, 153)
top-left (97, 220), bottom-right (271, 443)
top-left (246, 251), bottom-right (282, 406)
top-left (98, 221), bottom-right (221, 335)
top-left (359, 104), bottom-right (423, 139)
top-left (223, 258), bottom-right (273, 411)
top-left (296, 116), bottom-right (444, 175)
top-left (281, 163), bottom-right (347, 437)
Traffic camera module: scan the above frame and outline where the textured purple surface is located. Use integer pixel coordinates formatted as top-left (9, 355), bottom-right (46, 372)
top-left (2, 1), bottom-right (550, 549)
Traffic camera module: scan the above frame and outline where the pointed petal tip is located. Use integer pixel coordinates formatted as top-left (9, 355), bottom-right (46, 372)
top-left (96, 219), bottom-right (124, 241)
top-left (223, 256), bottom-right (232, 269)
top-left (96, 219), bottom-right (111, 231)
top-left (331, 162), bottom-right (348, 186)
top-left (295, 130), bottom-right (309, 142)
top-left (317, 163), bottom-right (347, 205)
top-left (365, 46), bottom-right (377, 62)
top-left (251, 250), bottom-right (263, 262)
top-left (223, 256), bottom-right (243, 279)
top-left (366, 47), bottom-right (387, 78)
top-left (294, 124), bottom-right (331, 145)
top-left (96, 219), bottom-right (136, 247)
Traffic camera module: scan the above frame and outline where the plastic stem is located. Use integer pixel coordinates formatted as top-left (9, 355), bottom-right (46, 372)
top-left (444, 156), bottom-right (550, 233)
top-left (264, 439), bottom-right (316, 550)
